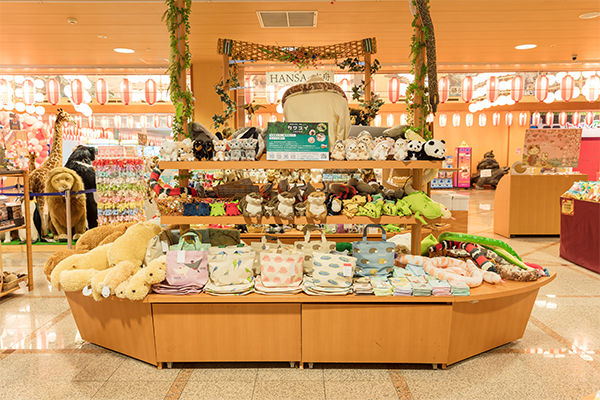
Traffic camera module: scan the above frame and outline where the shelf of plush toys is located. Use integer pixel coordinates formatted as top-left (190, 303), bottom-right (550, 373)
top-left (161, 215), bottom-right (439, 226)
top-left (160, 158), bottom-right (443, 171)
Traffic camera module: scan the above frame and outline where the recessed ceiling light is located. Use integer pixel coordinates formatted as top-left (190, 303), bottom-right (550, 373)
top-left (98, 35), bottom-right (107, 39)
top-left (579, 11), bottom-right (600, 19)
top-left (114, 48), bottom-right (135, 54)
top-left (515, 44), bottom-right (537, 50)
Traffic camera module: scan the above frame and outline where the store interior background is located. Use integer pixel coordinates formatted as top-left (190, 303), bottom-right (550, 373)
top-left (1, 0), bottom-right (599, 173)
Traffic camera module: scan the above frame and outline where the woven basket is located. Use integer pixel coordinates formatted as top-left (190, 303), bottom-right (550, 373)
top-left (156, 198), bottom-right (184, 216)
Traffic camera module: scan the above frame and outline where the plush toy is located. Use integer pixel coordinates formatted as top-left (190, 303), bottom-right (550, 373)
top-left (331, 139), bottom-right (346, 160)
top-left (65, 145), bottom-right (97, 230)
top-left (306, 191), bottom-right (327, 221)
top-left (372, 141), bottom-right (391, 161)
top-left (99, 261), bottom-right (138, 299)
top-left (43, 249), bottom-right (88, 278)
top-left (294, 201), bottom-right (307, 217)
top-left (274, 192), bottom-right (296, 221)
top-left (357, 131), bottom-right (375, 150)
top-left (210, 202), bottom-right (226, 216)
top-left (242, 192), bottom-right (263, 218)
top-left (345, 140), bottom-right (359, 161)
top-left (230, 127), bottom-right (266, 159)
top-left (326, 194), bottom-right (343, 215)
top-left (178, 138), bottom-right (195, 162)
top-left (310, 169), bottom-right (324, 184)
top-left (356, 201), bottom-right (383, 218)
top-left (226, 139), bottom-right (243, 161)
top-left (356, 141), bottom-right (372, 161)
top-left (382, 200), bottom-right (398, 216)
top-left (124, 256), bottom-right (167, 301)
top-left (213, 135), bottom-right (228, 161)
top-left (406, 140), bottom-right (424, 161)
top-left (402, 191), bottom-right (443, 224)
top-left (225, 201), bottom-right (241, 216)
top-left (263, 198), bottom-right (276, 218)
top-left (46, 167), bottom-right (87, 241)
top-left (393, 139), bottom-right (409, 161)
top-left (115, 278), bottom-right (131, 299)
top-left (395, 199), bottom-right (413, 216)
top-left (160, 141), bottom-right (179, 161)
top-left (107, 221), bottom-right (162, 268)
top-left (51, 243), bottom-right (112, 289)
top-left (198, 202), bottom-right (211, 216)
top-left (240, 138), bottom-right (258, 160)
top-left (58, 269), bottom-right (97, 293)
top-left (348, 177), bottom-right (378, 195)
top-left (421, 139), bottom-right (446, 161)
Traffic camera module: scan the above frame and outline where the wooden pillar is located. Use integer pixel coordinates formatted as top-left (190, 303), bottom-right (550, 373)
top-left (364, 52), bottom-right (372, 104)
top-left (235, 64), bottom-right (245, 129)
top-left (410, 168), bottom-right (423, 255)
top-left (222, 54), bottom-right (231, 128)
top-left (413, 16), bottom-right (425, 137)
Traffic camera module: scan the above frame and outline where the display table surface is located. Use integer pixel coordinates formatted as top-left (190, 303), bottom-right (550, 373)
top-left (493, 174), bottom-right (586, 237)
top-left (560, 198), bottom-right (600, 274)
top-left (66, 273), bottom-right (555, 369)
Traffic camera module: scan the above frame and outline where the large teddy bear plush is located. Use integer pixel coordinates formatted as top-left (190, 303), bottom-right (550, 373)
top-left (107, 221), bottom-right (161, 267)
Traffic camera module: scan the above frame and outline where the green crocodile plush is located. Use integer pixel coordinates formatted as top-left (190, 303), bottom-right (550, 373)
top-left (395, 199), bottom-right (413, 217)
top-left (356, 201), bottom-right (382, 218)
top-left (402, 191), bottom-right (442, 224)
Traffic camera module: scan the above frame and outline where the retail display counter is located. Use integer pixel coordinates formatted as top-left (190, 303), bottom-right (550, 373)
top-left (560, 197), bottom-right (600, 274)
top-left (493, 174), bottom-right (586, 237)
top-left (65, 273), bottom-right (555, 369)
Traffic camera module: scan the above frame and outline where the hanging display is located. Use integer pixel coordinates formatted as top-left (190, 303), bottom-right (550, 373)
top-left (388, 77), bottom-right (400, 104)
top-left (461, 76), bottom-right (473, 103)
top-left (71, 79), bottom-right (84, 105)
top-left (438, 77), bottom-right (449, 103)
top-left (145, 79), bottom-right (158, 105)
top-left (505, 112), bottom-right (513, 127)
top-left (561, 75), bottom-right (575, 102)
top-left (96, 78), bottom-right (109, 105)
top-left (487, 76), bottom-right (499, 102)
top-left (120, 78), bottom-right (132, 105)
top-left (519, 112), bottom-right (528, 127)
top-left (534, 76), bottom-right (549, 102)
top-left (511, 75), bottom-right (524, 103)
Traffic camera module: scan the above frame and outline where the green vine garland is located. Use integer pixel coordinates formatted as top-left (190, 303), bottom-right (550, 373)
top-left (405, 0), bottom-right (432, 140)
top-left (163, 0), bottom-right (194, 139)
top-left (212, 63), bottom-right (242, 129)
top-left (337, 57), bottom-right (383, 125)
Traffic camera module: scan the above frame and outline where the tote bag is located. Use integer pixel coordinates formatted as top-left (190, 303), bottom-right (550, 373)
top-left (165, 233), bottom-right (209, 287)
top-left (312, 252), bottom-right (357, 288)
top-left (294, 228), bottom-right (336, 276)
top-left (352, 224), bottom-right (395, 277)
top-left (260, 245), bottom-right (304, 288)
top-left (208, 252), bottom-right (255, 286)
top-left (144, 229), bottom-right (173, 266)
top-left (250, 235), bottom-right (283, 275)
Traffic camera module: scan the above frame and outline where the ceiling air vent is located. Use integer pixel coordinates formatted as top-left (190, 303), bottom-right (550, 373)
top-left (257, 11), bottom-right (317, 28)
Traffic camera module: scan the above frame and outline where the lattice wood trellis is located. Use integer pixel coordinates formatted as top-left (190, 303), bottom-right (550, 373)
top-left (217, 38), bottom-right (377, 61)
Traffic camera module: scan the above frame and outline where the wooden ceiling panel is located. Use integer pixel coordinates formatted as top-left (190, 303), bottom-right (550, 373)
top-left (0, 0), bottom-right (598, 70)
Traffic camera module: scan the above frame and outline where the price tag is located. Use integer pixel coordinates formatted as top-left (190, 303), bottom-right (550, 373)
top-left (343, 265), bottom-right (353, 277)
top-left (102, 286), bottom-right (111, 298)
top-left (561, 199), bottom-right (574, 216)
top-left (82, 285), bottom-right (92, 296)
top-left (480, 169), bottom-right (492, 177)
top-left (161, 241), bottom-right (168, 252)
top-left (177, 251), bottom-right (186, 263)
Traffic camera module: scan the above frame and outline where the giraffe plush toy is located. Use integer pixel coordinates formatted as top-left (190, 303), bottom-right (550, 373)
top-left (29, 108), bottom-right (73, 238)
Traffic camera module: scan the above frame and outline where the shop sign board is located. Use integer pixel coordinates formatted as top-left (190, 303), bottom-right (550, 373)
top-left (266, 122), bottom-right (329, 161)
top-left (561, 198), bottom-right (575, 216)
top-left (266, 70), bottom-right (335, 85)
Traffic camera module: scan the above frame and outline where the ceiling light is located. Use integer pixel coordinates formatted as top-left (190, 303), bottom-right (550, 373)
top-left (67, 17), bottom-right (78, 25)
top-left (579, 11), bottom-right (600, 19)
top-left (515, 44), bottom-right (537, 50)
top-left (114, 48), bottom-right (135, 54)
top-left (98, 35), bottom-right (107, 39)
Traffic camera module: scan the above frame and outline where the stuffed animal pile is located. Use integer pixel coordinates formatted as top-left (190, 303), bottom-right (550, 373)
top-left (329, 130), bottom-right (446, 162)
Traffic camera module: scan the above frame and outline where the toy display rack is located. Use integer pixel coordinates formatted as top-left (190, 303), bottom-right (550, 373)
top-left (0, 170), bottom-right (34, 297)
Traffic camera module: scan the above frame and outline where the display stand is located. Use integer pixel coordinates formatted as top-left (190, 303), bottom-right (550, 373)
top-left (493, 174), bottom-right (587, 237)
top-left (0, 170), bottom-right (34, 297)
top-left (559, 197), bottom-right (599, 274)
top-left (65, 273), bottom-right (555, 368)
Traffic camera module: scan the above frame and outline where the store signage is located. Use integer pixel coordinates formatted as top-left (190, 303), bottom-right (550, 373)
top-left (266, 122), bottom-right (329, 161)
top-left (561, 198), bottom-right (574, 216)
top-left (480, 169), bottom-right (492, 177)
top-left (266, 70), bottom-right (334, 85)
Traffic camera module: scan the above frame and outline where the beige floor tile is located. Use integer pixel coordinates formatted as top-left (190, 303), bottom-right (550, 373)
top-left (107, 357), bottom-right (180, 381)
top-left (497, 322), bottom-right (564, 350)
top-left (74, 352), bottom-right (128, 381)
top-left (91, 380), bottom-right (174, 400)
top-left (0, 353), bottom-right (94, 381)
top-left (322, 365), bottom-right (391, 381)
top-left (0, 379), bottom-right (103, 400)
top-left (518, 353), bottom-right (600, 384)
top-left (547, 381), bottom-right (600, 400)
top-left (256, 366), bottom-right (323, 381)
top-left (324, 379), bottom-right (398, 400)
top-left (188, 366), bottom-right (257, 382)
top-left (252, 380), bottom-right (325, 400)
top-left (180, 380), bottom-right (255, 400)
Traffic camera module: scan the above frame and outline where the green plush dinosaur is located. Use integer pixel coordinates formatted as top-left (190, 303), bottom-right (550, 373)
top-left (356, 201), bottom-right (382, 218)
top-left (402, 191), bottom-right (442, 224)
top-left (382, 200), bottom-right (398, 216)
top-left (382, 224), bottom-right (404, 233)
top-left (395, 199), bottom-right (413, 217)
top-left (210, 202), bottom-right (227, 217)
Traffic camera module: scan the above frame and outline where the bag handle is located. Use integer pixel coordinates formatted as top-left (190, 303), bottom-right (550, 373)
top-left (175, 232), bottom-right (202, 250)
top-left (362, 224), bottom-right (386, 242)
top-left (261, 234), bottom-right (283, 246)
top-left (303, 226), bottom-right (327, 244)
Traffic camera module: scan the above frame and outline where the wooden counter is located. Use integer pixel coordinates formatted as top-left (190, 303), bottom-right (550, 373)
top-left (65, 273), bottom-right (555, 369)
top-left (493, 174), bottom-right (586, 237)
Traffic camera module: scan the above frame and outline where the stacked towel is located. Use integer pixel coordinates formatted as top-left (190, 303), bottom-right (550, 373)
top-left (389, 277), bottom-right (413, 296)
top-left (408, 276), bottom-right (432, 296)
top-left (429, 279), bottom-right (452, 296)
top-left (152, 282), bottom-right (204, 295)
top-left (370, 277), bottom-right (394, 296)
top-left (450, 280), bottom-right (471, 296)
top-left (302, 277), bottom-right (352, 296)
top-left (405, 264), bottom-right (427, 276)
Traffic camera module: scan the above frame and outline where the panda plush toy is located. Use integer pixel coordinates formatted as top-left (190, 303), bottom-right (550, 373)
top-left (406, 140), bottom-right (424, 160)
top-left (421, 139), bottom-right (446, 161)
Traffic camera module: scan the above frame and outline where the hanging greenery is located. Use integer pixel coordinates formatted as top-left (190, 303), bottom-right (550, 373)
top-left (337, 57), bottom-right (383, 126)
top-left (163, 0), bottom-right (194, 139)
top-left (258, 46), bottom-right (337, 69)
top-left (212, 63), bottom-right (241, 129)
top-left (405, 0), bottom-right (432, 140)
top-left (242, 102), bottom-right (266, 117)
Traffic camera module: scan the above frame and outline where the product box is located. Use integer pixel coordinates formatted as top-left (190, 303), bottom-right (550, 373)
top-left (266, 122), bottom-right (329, 161)
top-left (6, 203), bottom-right (22, 220)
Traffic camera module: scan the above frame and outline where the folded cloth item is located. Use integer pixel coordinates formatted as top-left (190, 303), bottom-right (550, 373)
top-left (389, 277), bottom-right (413, 296)
top-left (449, 280), bottom-right (470, 296)
top-left (405, 264), bottom-right (427, 276)
top-left (370, 277), bottom-right (394, 296)
top-left (204, 280), bottom-right (254, 296)
top-left (353, 282), bottom-right (374, 295)
top-left (254, 277), bottom-right (303, 295)
top-left (393, 266), bottom-right (418, 278)
top-left (152, 282), bottom-right (204, 295)
top-left (303, 277), bottom-right (352, 296)
top-left (408, 276), bottom-right (432, 296)
top-left (429, 279), bottom-right (452, 296)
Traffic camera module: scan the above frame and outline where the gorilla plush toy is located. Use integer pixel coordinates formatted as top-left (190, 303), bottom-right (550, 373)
top-left (65, 145), bottom-right (97, 229)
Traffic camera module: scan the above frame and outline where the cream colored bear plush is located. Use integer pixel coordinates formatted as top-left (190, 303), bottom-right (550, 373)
top-left (124, 256), bottom-right (167, 301)
top-left (51, 243), bottom-right (112, 289)
top-left (107, 221), bottom-right (161, 268)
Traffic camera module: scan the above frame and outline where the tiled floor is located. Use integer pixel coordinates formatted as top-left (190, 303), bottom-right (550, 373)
top-left (1, 189), bottom-right (599, 400)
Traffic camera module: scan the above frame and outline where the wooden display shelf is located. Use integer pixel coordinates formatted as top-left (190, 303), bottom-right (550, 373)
top-left (159, 159), bottom-right (443, 171)
top-left (65, 273), bottom-right (555, 369)
top-left (161, 215), bottom-right (425, 225)
top-left (0, 224), bottom-right (26, 233)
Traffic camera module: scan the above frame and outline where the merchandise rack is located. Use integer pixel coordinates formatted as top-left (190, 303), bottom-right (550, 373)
top-left (0, 170), bottom-right (34, 297)
top-left (64, 158), bottom-right (557, 369)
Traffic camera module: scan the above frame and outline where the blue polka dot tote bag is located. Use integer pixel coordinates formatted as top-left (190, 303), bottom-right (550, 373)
top-left (352, 224), bottom-right (395, 277)
top-left (311, 252), bottom-right (357, 288)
